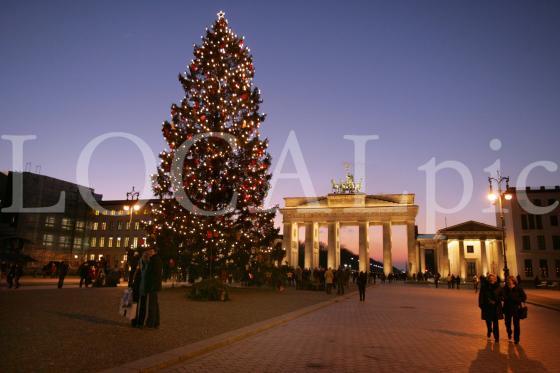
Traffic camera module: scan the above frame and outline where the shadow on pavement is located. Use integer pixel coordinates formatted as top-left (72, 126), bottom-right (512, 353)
top-left (50, 311), bottom-right (128, 327)
top-left (469, 341), bottom-right (548, 373)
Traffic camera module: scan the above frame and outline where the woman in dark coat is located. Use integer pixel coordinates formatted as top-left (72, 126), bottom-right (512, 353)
top-left (357, 271), bottom-right (367, 302)
top-left (503, 275), bottom-right (527, 344)
top-left (478, 273), bottom-right (503, 341)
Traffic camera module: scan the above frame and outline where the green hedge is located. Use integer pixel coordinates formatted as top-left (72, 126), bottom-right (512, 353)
top-left (188, 278), bottom-right (230, 301)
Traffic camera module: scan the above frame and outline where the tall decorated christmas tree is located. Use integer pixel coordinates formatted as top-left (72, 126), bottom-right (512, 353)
top-left (145, 11), bottom-right (278, 279)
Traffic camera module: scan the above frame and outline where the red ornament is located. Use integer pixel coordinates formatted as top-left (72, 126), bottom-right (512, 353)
top-left (190, 63), bottom-right (198, 72)
top-left (239, 40), bottom-right (244, 47)
top-left (213, 231), bottom-right (219, 238)
top-left (207, 231), bottom-right (213, 239)
top-left (240, 92), bottom-right (249, 101)
top-left (248, 63), bottom-right (254, 71)
top-left (200, 114), bottom-right (206, 122)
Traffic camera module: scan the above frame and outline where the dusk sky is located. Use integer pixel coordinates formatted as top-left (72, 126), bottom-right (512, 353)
top-left (1, 0), bottom-right (559, 268)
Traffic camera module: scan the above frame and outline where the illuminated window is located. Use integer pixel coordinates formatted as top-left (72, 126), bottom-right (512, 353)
top-left (59, 236), bottom-right (71, 248)
top-left (90, 254), bottom-right (95, 260)
top-left (91, 237), bottom-right (97, 248)
top-left (75, 220), bottom-right (85, 231)
top-left (126, 221), bottom-right (131, 230)
top-left (61, 218), bottom-right (73, 230)
top-left (132, 237), bottom-right (138, 248)
top-left (111, 210), bottom-right (115, 216)
top-left (117, 221), bottom-right (122, 230)
top-left (108, 237), bottom-right (113, 248)
top-left (116, 237), bottom-right (121, 247)
top-left (99, 237), bottom-right (105, 248)
top-left (93, 222), bottom-right (99, 231)
top-left (135, 222), bottom-right (140, 230)
top-left (44, 216), bottom-right (56, 228)
top-left (95, 210), bottom-right (100, 216)
top-left (124, 237), bottom-right (130, 247)
top-left (101, 222), bottom-right (107, 230)
top-left (42, 234), bottom-right (54, 247)
top-left (73, 237), bottom-right (82, 249)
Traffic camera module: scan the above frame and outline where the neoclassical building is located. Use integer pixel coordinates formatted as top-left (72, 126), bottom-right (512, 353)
top-left (416, 221), bottom-right (505, 279)
top-left (280, 192), bottom-right (419, 275)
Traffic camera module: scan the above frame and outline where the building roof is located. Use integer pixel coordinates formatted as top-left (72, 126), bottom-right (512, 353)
top-left (438, 220), bottom-right (501, 233)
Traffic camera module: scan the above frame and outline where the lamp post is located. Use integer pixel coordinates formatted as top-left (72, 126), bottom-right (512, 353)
top-left (124, 186), bottom-right (140, 224)
top-left (487, 171), bottom-right (513, 280)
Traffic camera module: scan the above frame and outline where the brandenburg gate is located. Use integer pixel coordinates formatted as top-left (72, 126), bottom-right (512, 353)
top-left (280, 173), bottom-right (419, 275)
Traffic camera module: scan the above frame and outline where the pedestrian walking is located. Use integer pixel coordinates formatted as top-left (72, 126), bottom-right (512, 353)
top-left (78, 262), bottom-right (88, 288)
top-left (473, 275), bottom-right (479, 293)
top-left (455, 275), bottom-right (461, 289)
top-left (357, 271), bottom-right (367, 301)
top-left (325, 268), bottom-right (334, 294)
top-left (447, 274), bottom-right (452, 289)
top-left (478, 274), bottom-right (503, 342)
top-left (450, 274), bottom-right (455, 289)
top-left (57, 261), bottom-right (69, 288)
top-left (336, 268), bottom-right (345, 295)
top-left (434, 272), bottom-right (441, 288)
top-left (503, 275), bottom-right (527, 344)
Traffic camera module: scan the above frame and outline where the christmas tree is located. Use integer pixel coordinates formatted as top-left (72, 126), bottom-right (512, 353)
top-left (146, 11), bottom-right (278, 279)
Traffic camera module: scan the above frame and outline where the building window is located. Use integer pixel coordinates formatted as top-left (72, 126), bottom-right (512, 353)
top-left (134, 222), bottom-right (140, 230)
top-left (528, 215), bottom-right (535, 229)
top-left (117, 221), bottom-right (122, 230)
top-left (536, 215), bottom-right (543, 230)
top-left (44, 216), bottom-right (56, 228)
top-left (91, 237), bottom-right (97, 248)
top-left (99, 237), bottom-right (105, 248)
top-left (126, 221), bottom-right (131, 230)
top-left (521, 215), bottom-right (528, 230)
top-left (59, 236), bottom-right (71, 249)
top-left (132, 237), bottom-right (138, 248)
top-left (524, 259), bottom-right (533, 277)
top-left (61, 218), bottom-right (73, 230)
top-left (522, 236), bottom-right (531, 251)
top-left (75, 220), bottom-right (85, 231)
top-left (553, 236), bottom-right (560, 250)
top-left (111, 209), bottom-right (116, 216)
top-left (42, 234), bottom-right (54, 247)
top-left (116, 237), bottom-right (121, 247)
top-left (124, 237), bottom-right (130, 248)
top-left (93, 222), bottom-right (99, 231)
top-left (466, 245), bottom-right (474, 254)
top-left (537, 235), bottom-right (546, 250)
top-left (73, 237), bottom-right (82, 249)
top-left (95, 210), bottom-right (100, 216)
top-left (551, 215), bottom-right (559, 227)
top-left (108, 237), bottom-right (113, 248)
top-left (101, 222), bottom-right (107, 230)
top-left (540, 259), bottom-right (549, 278)
top-left (556, 260), bottom-right (560, 278)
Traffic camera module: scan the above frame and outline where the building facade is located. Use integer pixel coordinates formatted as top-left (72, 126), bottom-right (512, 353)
top-left (85, 199), bottom-right (156, 268)
top-left (502, 186), bottom-right (560, 281)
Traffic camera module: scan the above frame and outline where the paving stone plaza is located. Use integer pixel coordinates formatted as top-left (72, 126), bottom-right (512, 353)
top-left (162, 285), bottom-right (560, 373)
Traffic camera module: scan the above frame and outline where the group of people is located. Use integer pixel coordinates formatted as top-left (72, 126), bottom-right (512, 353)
top-left (128, 247), bottom-right (163, 329)
top-left (77, 260), bottom-right (121, 288)
top-left (478, 274), bottom-right (527, 344)
top-left (5, 263), bottom-right (23, 289)
top-left (446, 274), bottom-right (463, 289)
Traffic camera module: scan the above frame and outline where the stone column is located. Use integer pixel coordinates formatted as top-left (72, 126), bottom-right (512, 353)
top-left (407, 222), bottom-right (417, 276)
top-left (480, 239), bottom-right (488, 276)
top-left (459, 239), bottom-right (466, 280)
top-left (304, 222), bottom-right (313, 269)
top-left (359, 221), bottom-right (369, 273)
top-left (312, 222), bottom-right (320, 269)
top-left (441, 239), bottom-right (450, 275)
top-left (419, 244), bottom-right (425, 273)
top-left (383, 222), bottom-right (392, 275)
top-left (282, 222), bottom-right (292, 266)
top-left (327, 222), bottom-right (340, 269)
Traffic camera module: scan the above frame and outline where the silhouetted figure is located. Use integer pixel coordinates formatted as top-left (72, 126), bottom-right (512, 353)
top-left (57, 261), bottom-right (69, 288)
top-left (357, 271), bottom-right (367, 301)
top-left (479, 273), bottom-right (503, 342)
top-left (503, 275), bottom-right (527, 344)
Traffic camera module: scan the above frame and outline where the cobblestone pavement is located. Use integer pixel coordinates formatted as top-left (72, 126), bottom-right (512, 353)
top-left (164, 284), bottom-right (560, 373)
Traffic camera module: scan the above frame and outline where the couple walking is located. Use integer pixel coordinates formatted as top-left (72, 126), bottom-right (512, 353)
top-left (130, 247), bottom-right (163, 328)
top-left (479, 274), bottom-right (527, 344)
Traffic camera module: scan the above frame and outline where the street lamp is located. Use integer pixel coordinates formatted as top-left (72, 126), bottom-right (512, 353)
top-left (487, 171), bottom-right (513, 280)
top-left (124, 186), bottom-right (140, 223)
